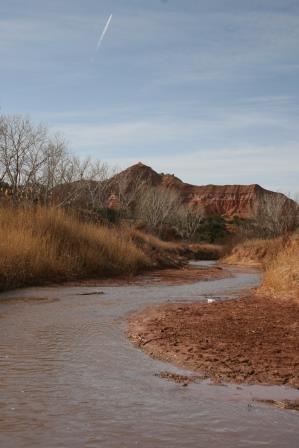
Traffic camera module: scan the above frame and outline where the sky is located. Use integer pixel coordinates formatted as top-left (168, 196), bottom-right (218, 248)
top-left (0, 0), bottom-right (299, 193)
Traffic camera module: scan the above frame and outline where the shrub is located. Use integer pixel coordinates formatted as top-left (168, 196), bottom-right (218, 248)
top-left (196, 216), bottom-right (228, 243)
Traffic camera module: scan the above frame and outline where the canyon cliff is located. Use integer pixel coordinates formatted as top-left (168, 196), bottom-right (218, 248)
top-left (110, 162), bottom-right (297, 219)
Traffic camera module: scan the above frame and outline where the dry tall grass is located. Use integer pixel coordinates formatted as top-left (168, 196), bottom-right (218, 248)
top-left (225, 234), bottom-right (299, 300)
top-left (128, 228), bottom-right (224, 265)
top-left (224, 237), bottom-right (284, 266)
top-left (261, 235), bottom-right (299, 299)
top-left (0, 206), bottom-right (149, 291)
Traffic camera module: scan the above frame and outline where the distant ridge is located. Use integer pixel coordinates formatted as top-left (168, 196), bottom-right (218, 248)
top-left (110, 162), bottom-right (297, 218)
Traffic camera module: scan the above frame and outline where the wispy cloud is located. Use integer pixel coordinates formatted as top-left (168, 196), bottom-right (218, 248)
top-left (106, 143), bottom-right (299, 193)
top-left (54, 110), bottom-right (298, 152)
top-left (96, 14), bottom-right (113, 50)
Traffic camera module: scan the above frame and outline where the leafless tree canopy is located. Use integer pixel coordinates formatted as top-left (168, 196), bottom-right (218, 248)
top-left (254, 193), bottom-right (299, 237)
top-left (135, 186), bottom-right (181, 233)
top-left (114, 171), bottom-right (147, 211)
top-left (172, 205), bottom-right (204, 240)
top-left (0, 115), bottom-right (47, 197)
top-left (0, 114), bottom-right (112, 207)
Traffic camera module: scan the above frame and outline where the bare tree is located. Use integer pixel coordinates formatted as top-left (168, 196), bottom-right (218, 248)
top-left (47, 155), bottom-right (109, 208)
top-left (254, 193), bottom-right (299, 237)
top-left (74, 161), bottom-right (120, 211)
top-left (0, 114), bottom-right (111, 209)
top-left (0, 114), bottom-right (48, 200)
top-left (172, 205), bottom-right (204, 240)
top-left (39, 133), bottom-right (68, 203)
top-left (136, 186), bottom-right (181, 233)
top-left (115, 171), bottom-right (147, 212)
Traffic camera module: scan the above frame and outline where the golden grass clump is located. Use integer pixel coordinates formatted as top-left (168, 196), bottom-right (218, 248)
top-left (225, 233), bottom-right (299, 300)
top-left (224, 237), bottom-right (284, 266)
top-left (126, 228), bottom-right (224, 265)
top-left (0, 206), bottom-right (149, 290)
top-left (128, 228), bottom-right (181, 252)
top-left (261, 235), bottom-right (299, 299)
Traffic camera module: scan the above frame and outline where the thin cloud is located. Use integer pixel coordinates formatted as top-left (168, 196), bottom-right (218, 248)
top-left (96, 14), bottom-right (113, 50)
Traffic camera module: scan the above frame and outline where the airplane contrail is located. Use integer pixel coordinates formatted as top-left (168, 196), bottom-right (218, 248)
top-left (96, 14), bottom-right (113, 50)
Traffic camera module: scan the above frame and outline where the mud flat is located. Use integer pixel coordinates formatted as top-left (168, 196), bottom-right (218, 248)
top-left (128, 294), bottom-right (299, 388)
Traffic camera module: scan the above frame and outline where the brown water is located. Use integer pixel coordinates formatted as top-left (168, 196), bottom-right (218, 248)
top-left (0, 264), bottom-right (298, 448)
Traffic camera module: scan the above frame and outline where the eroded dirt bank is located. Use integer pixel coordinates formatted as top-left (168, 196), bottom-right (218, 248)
top-left (128, 294), bottom-right (299, 388)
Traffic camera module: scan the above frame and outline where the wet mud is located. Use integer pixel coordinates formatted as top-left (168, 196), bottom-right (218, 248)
top-left (128, 295), bottom-right (299, 388)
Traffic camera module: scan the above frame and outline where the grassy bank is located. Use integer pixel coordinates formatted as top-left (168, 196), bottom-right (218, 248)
top-left (129, 229), bottom-right (224, 267)
top-left (0, 206), bottom-right (223, 292)
top-left (261, 234), bottom-right (299, 299)
top-left (0, 206), bottom-right (150, 291)
top-left (224, 237), bottom-right (284, 266)
top-left (224, 234), bottom-right (299, 300)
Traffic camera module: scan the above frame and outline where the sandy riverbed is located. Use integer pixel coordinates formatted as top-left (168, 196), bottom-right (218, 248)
top-left (128, 293), bottom-right (299, 390)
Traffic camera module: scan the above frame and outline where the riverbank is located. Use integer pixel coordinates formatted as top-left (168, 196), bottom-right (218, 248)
top-left (0, 206), bottom-right (223, 292)
top-left (225, 234), bottom-right (299, 301)
top-left (129, 234), bottom-right (299, 390)
top-left (128, 293), bottom-right (299, 388)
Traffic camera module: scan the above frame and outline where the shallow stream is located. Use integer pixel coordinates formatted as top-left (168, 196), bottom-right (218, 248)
top-left (0, 263), bottom-right (298, 447)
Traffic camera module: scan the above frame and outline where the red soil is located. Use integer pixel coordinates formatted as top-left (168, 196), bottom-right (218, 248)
top-left (128, 295), bottom-right (299, 388)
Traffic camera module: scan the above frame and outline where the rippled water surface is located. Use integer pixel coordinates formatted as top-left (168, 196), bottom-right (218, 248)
top-left (0, 264), bottom-right (298, 448)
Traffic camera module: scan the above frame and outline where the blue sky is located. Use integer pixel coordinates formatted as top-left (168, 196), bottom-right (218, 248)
top-left (1, 0), bottom-right (299, 193)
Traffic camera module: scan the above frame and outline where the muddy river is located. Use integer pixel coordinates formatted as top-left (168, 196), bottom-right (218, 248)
top-left (0, 263), bottom-right (298, 447)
